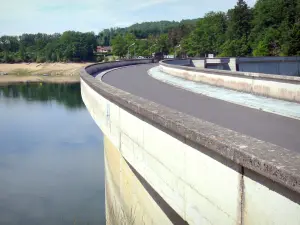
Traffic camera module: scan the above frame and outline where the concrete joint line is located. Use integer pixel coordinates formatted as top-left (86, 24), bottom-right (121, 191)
top-left (239, 167), bottom-right (245, 225)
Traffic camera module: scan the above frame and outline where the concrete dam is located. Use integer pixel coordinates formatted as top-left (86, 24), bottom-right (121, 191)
top-left (80, 59), bottom-right (300, 225)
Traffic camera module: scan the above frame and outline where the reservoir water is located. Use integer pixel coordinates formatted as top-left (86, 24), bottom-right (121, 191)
top-left (0, 83), bottom-right (105, 225)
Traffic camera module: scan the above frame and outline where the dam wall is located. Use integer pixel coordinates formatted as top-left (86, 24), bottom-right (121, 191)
top-left (81, 61), bottom-right (300, 225)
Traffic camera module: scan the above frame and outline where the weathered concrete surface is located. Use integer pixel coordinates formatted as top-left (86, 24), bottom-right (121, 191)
top-left (81, 80), bottom-right (242, 224)
top-left (81, 63), bottom-right (300, 225)
top-left (105, 136), bottom-right (172, 225)
top-left (161, 60), bottom-right (300, 102)
top-left (243, 169), bottom-right (300, 225)
top-left (102, 64), bottom-right (300, 153)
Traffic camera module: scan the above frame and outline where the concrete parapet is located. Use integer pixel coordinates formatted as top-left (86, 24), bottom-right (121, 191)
top-left (229, 58), bottom-right (237, 72)
top-left (236, 56), bottom-right (300, 76)
top-left (160, 60), bottom-right (300, 103)
top-left (162, 59), bottom-right (191, 66)
top-left (191, 59), bottom-right (206, 69)
top-left (85, 59), bottom-right (153, 76)
top-left (191, 56), bottom-right (300, 75)
top-left (81, 61), bottom-right (300, 225)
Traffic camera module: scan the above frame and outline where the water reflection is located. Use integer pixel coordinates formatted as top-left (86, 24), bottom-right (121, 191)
top-left (0, 83), bottom-right (105, 225)
top-left (0, 83), bottom-right (84, 109)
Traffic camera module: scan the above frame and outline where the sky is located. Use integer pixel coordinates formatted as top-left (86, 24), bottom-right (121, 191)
top-left (0, 0), bottom-right (256, 36)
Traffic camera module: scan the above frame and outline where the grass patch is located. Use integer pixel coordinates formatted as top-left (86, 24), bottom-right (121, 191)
top-left (10, 69), bottom-right (33, 76)
top-left (108, 198), bottom-right (137, 225)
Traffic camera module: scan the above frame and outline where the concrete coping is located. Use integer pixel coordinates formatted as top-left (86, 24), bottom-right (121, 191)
top-left (160, 60), bottom-right (300, 83)
top-left (81, 61), bottom-right (300, 195)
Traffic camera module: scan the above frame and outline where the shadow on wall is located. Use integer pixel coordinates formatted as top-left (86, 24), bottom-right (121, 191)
top-left (206, 64), bottom-right (231, 71)
top-left (165, 59), bottom-right (192, 66)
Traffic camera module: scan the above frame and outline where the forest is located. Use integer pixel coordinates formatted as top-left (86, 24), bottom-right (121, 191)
top-left (0, 0), bottom-right (299, 63)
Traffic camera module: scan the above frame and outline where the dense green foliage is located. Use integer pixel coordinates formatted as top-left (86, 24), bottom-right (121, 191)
top-left (0, 32), bottom-right (97, 63)
top-left (0, 0), bottom-right (299, 62)
top-left (97, 19), bottom-right (198, 46)
top-left (102, 20), bottom-right (197, 57)
top-left (0, 19), bottom-right (198, 62)
top-left (183, 0), bottom-right (300, 57)
top-left (250, 0), bottom-right (300, 56)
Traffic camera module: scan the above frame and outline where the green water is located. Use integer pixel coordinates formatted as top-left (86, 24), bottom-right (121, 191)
top-left (0, 83), bottom-right (105, 225)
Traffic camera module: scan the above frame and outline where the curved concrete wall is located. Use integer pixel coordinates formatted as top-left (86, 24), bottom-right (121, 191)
top-left (160, 60), bottom-right (300, 102)
top-left (85, 59), bottom-right (153, 76)
top-left (81, 61), bottom-right (300, 225)
top-left (237, 57), bottom-right (300, 76)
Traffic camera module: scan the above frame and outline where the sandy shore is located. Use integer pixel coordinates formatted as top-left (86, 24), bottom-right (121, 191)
top-left (0, 62), bottom-right (92, 85)
top-left (0, 75), bottom-right (80, 86)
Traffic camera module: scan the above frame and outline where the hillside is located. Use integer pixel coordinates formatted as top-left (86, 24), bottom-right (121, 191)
top-left (97, 19), bottom-right (200, 46)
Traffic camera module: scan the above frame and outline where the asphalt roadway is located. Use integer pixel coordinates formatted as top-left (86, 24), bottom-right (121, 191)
top-left (101, 64), bottom-right (300, 153)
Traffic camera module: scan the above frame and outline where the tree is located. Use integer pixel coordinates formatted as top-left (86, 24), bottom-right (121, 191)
top-left (220, 36), bottom-right (250, 57)
top-left (253, 28), bottom-right (281, 56)
top-left (221, 0), bottom-right (252, 56)
top-left (135, 39), bottom-right (149, 56)
top-left (1, 7), bottom-right (300, 63)
top-left (250, 0), bottom-right (300, 56)
top-left (157, 34), bottom-right (170, 54)
top-left (111, 35), bottom-right (127, 57)
top-left (227, 0), bottom-right (252, 40)
top-left (182, 12), bottom-right (227, 56)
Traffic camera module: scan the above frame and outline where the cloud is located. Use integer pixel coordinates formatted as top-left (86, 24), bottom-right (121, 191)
top-left (0, 0), bottom-right (257, 35)
top-left (130, 0), bottom-right (180, 11)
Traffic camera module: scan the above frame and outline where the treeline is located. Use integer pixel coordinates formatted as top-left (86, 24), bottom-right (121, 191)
top-left (182, 0), bottom-right (300, 57)
top-left (0, 19), bottom-right (198, 63)
top-left (111, 0), bottom-right (300, 57)
top-left (0, 0), bottom-right (299, 63)
top-left (110, 21), bottom-right (197, 57)
top-left (0, 32), bottom-right (97, 63)
top-left (98, 19), bottom-right (199, 46)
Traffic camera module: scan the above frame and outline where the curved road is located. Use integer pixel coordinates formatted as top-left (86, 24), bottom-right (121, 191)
top-left (101, 64), bottom-right (300, 153)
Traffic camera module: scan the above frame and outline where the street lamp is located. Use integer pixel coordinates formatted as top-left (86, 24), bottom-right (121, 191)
top-left (174, 44), bottom-right (181, 58)
top-left (149, 44), bottom-right (156, 57)
top-left (128, 43), bottom-right (135, 59)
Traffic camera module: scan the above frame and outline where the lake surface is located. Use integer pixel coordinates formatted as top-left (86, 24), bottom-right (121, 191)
top-left (0, 83), bottom-right (105, 225)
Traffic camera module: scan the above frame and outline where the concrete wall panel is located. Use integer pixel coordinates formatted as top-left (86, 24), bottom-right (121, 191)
top-left (243, 174), bottom-right (300, 225)
top-left (185, 144), bottom-right (241, 225)
top-left (160, 64), bottom-right (300, 102)
top-left (120, 108), bottom-right (144, 148)
top-left (105, 136), bottom-right (172, 225)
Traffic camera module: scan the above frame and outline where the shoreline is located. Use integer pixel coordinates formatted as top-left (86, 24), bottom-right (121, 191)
top-left (0, 75), bottom-right (80, 86)
top-left (0, 62), bottom-right (91, 86)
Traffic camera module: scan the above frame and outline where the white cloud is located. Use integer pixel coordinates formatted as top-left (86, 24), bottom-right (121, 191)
top-left (129, 0), bottom-right (180, 11)
top-left (0, 0), bottom-right (258, 35)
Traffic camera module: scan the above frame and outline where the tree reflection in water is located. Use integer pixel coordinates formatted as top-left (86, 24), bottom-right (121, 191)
top-left (0, 83), bottom-right (84, 109)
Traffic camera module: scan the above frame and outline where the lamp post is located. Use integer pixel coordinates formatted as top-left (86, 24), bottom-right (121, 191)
top-left (149, 44), bottom-right (156, 57)
top-left (174, 44), bottom-right (181, 59)
top-left (128, 43), bottom-right (135, 59)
